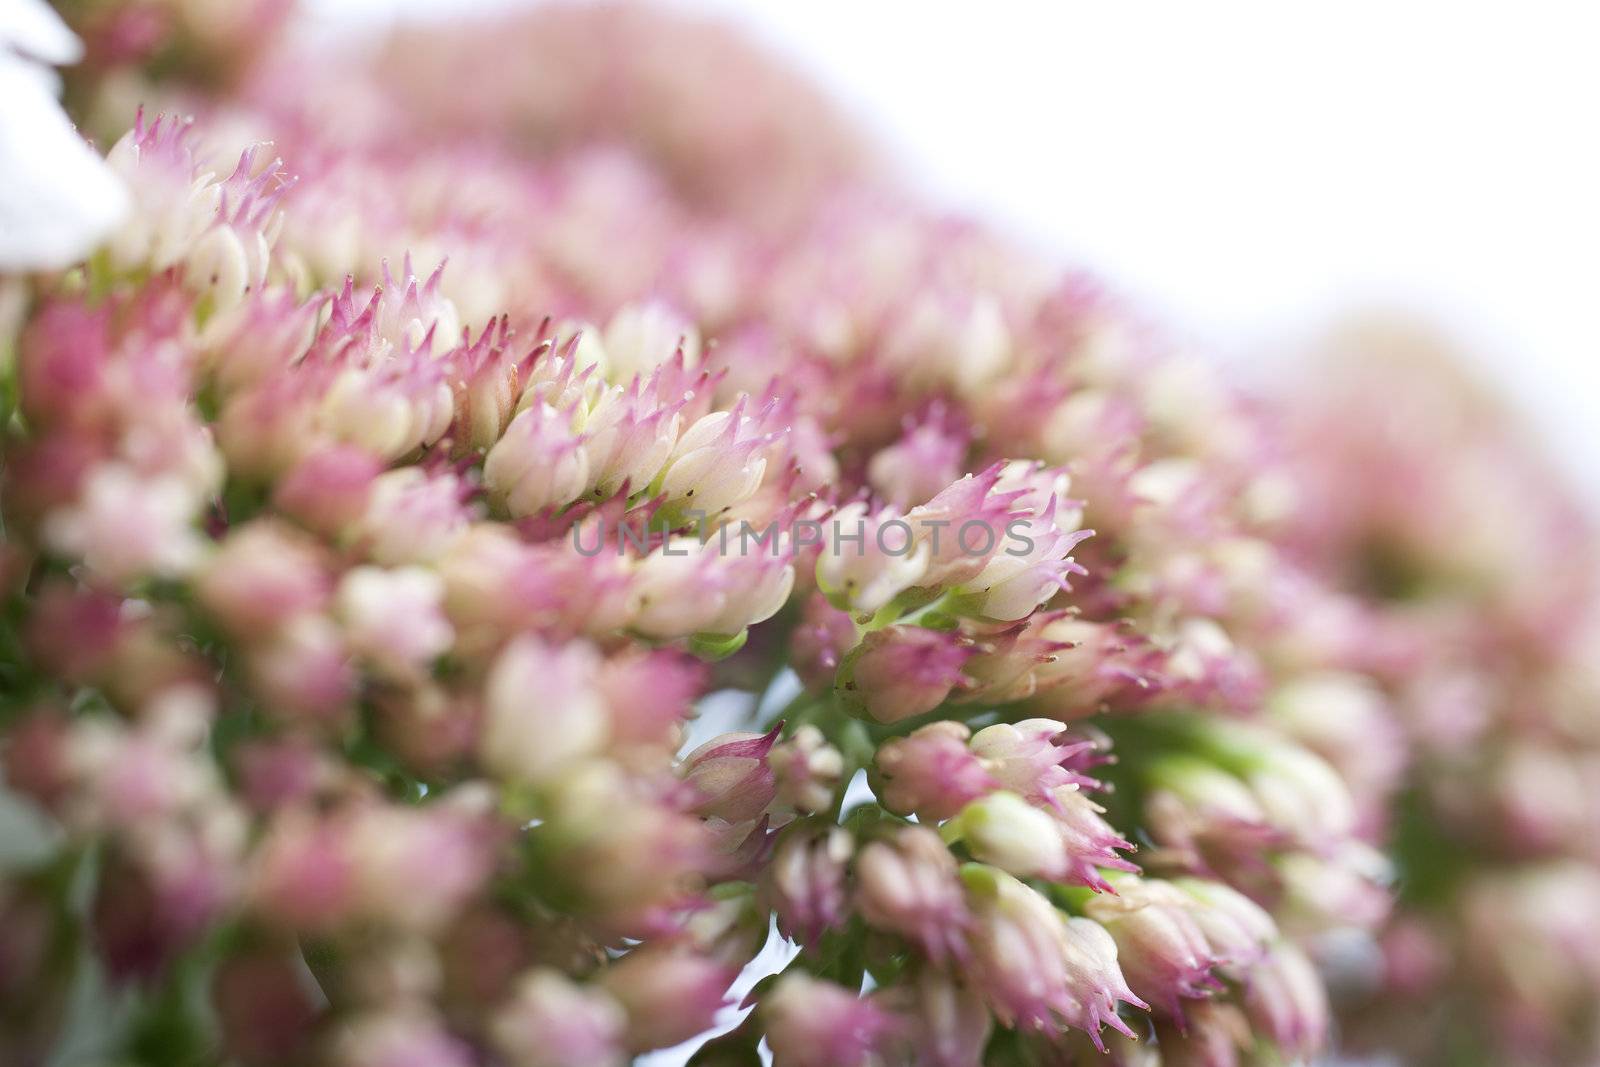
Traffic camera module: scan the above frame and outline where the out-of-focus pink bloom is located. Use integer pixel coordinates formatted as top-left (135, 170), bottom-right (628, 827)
top-left (246, 614), bottom-right (356, 726)
top-left (788, 592), bottom-right (857, 688)
top-left (1268, 672), bottom-right (1406, 835)
top-left (272, 444), bottom-right (383, 539)
top-left (480, 637), bottom-right (608, 785)
top-left (343, 790), bottom-right (497, 933)
top-left (1242, 941), bottom-right (1329, 1061)
top-left (490, 969), bottom-right (626, 1067)
top-left (196, 521), bottom-right (329, 639)
top-left (602, 301), bottom-right (700, 382)
top-left (538, 761), bottom-right (711, 935)
top-left (856, 825), bottom-right (970, 964)
top-left (1460, 863), bottom-right (1600, 1055)
top-left (598, 947), bottom-right (735, 1053)
top-left (762, 825), bottom-right (852, 946)
top-left (762, 973), bottom-right (898, 1067)
top-left (42, 464), bottom-right (206, 585)
top-left (212, 945), bottom-right (319, 1066)
top-left (867, 409), bottom-right (968, 509)
top-left (355, 467), bottom-right (472, 565)
top-left (596, 648), bottom-right (705, 750)
top-left (21, 582), bottom-right (125, 685)
top-left (332, 1008), bottom-right (474, 1067)
top-left (232, 738), bottom-right (327, 813)
top-left (1154, 1001), bottom-right (1252, 1067)
top-left (335, 564), bottom-right (454, 680)
top-left (880, 969), bottom-right (992, 1067)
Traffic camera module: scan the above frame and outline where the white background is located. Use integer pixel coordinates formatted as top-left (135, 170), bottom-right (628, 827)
top-left (307, 0), bottom-right (1600, 503)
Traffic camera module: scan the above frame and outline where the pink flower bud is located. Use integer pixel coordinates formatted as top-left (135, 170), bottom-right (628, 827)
top-left (961, 865), bottom-right (1145, 1045)
top-left (881, 969), bottom-right (991, 1067)
top-left (762, 973), bottom-right (897, 1067)
top-left (788, 592), bottom-right (857, 688)
top-left (844, 625), bottom-right (972, 724)
top-left (1084, 876), bottom-right (1223, 1017)
top-left (657, 396), bottom-right (771, 516)
top-left (874, 721), bottom-right (996, 822)
top-left (579, 378), bottom-right (682, 498)
top-left (201, 285), bottom-right (321, 396)
top-left (598, 947), bottom-right (735, 1052)
top-left (602, 301), bottom-right (700, 382)
top-left (273, 445), bottom-right (382, 540)
top-left (1171, 877), bottom-right (1277, 973)
top-left (682, 725), bottom-right (781, 823)
top-left (213, 945), bottom-right (319, 1066)
top-left (905, 464), bottom-right (1020, 589)
top-left (968, 718), bottom-right (1100, 804)
top-left (950, 788), bottom-right (1136, 893)
top-left (629, 536), bottom-right (794, 639)
top-left (316, 355), bottom-right (453, 461)
top-left (954, 495), bottom-right (1090, 622)
top-left (42, 464), bottom-right (206, 585)
top-left (336, 564), bottom-right (454, 680)
top-left (1024, 615), bottom-right (1166, 714)
top-left (1242, 942), bottom-right (1328, 1061)
top-left (480, 637), bottom-right (609, 784)
top-left (769, 725), bottom-right (845, 815)
top-left (332, 1009), bottom-right (473, 1067)
top-left (356, 468), bottom-right (471, 565)
top-left (815, 501), bottom-right (930, 614)
top-left (490, 969), bottom-right (626, 1067)
top-left (196, 522), bottom-right (329, 639)
top-left (763, 825), bottom-right (852, 946)
top-left (374, 257), bottom-right (462, 357)
top-left (247, 615), bottom-right (357, 725)
top-left (484, 401), bottom-right (591, 517)
top-left (867, 411), bottom-right (967, 510)
top-left (855, 825), bottom-right (970, 964)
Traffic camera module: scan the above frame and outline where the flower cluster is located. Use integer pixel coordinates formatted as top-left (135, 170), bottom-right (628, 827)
top-left (0, 5), bottom-right (1596, 1067)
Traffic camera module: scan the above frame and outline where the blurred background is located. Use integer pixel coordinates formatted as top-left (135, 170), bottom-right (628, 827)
top-left (302, 0), bottom-right (1600, 501)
